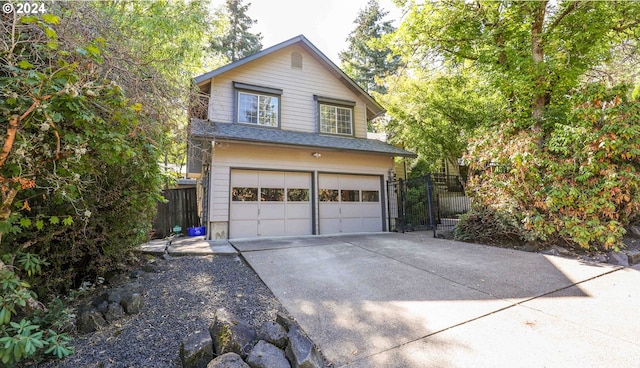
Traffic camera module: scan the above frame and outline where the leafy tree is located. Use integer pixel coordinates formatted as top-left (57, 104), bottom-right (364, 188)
top-left (94, 0), bottom-right (216, 179)
top-left (585, 40), bottom-right (640, 87)
top-left (1, 1), bottom-right (216, 364)
top-left (390, 1), bottom-right (640, 249)
top-left (210, 0), bottom-right (262, 62)
top-left (381, 68), bottom-right (503, 172)
top-left (394, 0), bottom-right (640, 145)
top-left (339, 0), bottom-right (401, 94)
top-left (0, 0), bottom-right (212, 295)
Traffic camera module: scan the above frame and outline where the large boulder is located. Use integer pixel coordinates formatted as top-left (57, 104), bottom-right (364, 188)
top-left (257, 321), bottom-right (288, 349)
top-left (285, 326), bottom-right (324, 368)
top-left (91, 296), bottom-right (109, 315)
top-left (76, 309), bottom-right (107, 333)
top-left (180, 330), bottom-right (214, 368)
top-left (209, 309), bottom-right (257, 358)
top-left (276, 312), bottom-right (294, 331)
top-left (106, 289), bottom-right (123, 304)
top-left (608, 251), bottom-right (629, 267)
top-left (246, 340), bottom-right (291, 368)
top-left (104, 303), bottom-right (125, 323)
top-left (207, 352), bottom-right (250, 368)
top-left (626, 250), bottom-right (640, 265)
top-left (121, 292), bottom-right (142, 314)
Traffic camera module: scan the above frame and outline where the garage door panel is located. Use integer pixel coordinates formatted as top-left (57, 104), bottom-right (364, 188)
top-left (287, 219), bottom-right (312, 235)
top-left (360, 180), bottom-right (380, 191)
top-left (319, 174), bottom-right (339, 188)
top-left (319, 174), bottom-right (383, 235)
top-left (230, 170), bottom-right (312, 238)
top-left (341, 218), bottom-right (363, 233)
top-left (259, 172), bottom-right (285, 187)
top-left (230, 220), bottom-right (258, 238)
top-left (288, 203), bottom-right (311, 218)
top-left (230, 203), bottom-right (258, 220)
top-left (260, 203), bottom-right (285, 219)
top-left (231, 170), bottom-right (258, 186)
top-left (319, 203), bottom-right (340, 217)
top-left (286, 172), bottom-right (311, 186)
top-left (362, 218), bottom-right (381, 232)
top-left (320, 219), bottom-right (340, 233)
top-left (340, 175), bottom-right (364, 189)
top-left (259, 219), bottom-right (286, 236)
top-left (340, 205), bottom-right (361, 218)
top-left (362, 203), bottom-right (381, 218)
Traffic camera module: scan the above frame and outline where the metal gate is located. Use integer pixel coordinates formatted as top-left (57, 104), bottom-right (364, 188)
top-left (387, 173), bottom-right (470, 236)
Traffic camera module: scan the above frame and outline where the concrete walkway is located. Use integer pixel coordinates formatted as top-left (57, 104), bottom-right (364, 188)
top-left (233, 232), bottom-right (640, 368)
top-left (139, 236), bottom-right (237, 255)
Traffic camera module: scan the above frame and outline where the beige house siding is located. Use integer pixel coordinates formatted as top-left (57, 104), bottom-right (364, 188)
top-left (204, 44), bottom-right (368, 138)
top-left (208, 142), bottom-right (393, 237)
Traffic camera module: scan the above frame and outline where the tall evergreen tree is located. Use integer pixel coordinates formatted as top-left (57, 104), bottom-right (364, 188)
top-left (339, 0), bottom-right (401, 94)
top-left (211, 0), bottom-right (263, 62)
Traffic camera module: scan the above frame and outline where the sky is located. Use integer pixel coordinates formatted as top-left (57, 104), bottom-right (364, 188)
top-left (210, 0), bottom-right (403, 65)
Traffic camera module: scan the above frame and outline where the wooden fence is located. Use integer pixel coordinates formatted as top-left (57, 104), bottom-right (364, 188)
top-left (152, 187), bottom-right (200, 238)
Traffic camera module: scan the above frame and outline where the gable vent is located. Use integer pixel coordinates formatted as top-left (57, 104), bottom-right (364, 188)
top-left (291, 52), bottom-right (303, 69)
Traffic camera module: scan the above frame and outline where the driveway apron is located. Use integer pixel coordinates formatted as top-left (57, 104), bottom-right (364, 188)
top-left (232, 233), bottom-right (640, 367)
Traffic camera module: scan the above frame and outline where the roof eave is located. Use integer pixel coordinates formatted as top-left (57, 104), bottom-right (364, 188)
top-left (194, 35), bottom-right (306, 85)
top-left (296, 39), bottom-right (385, 117)
top-left (190, 132), bottom-right (416, 158)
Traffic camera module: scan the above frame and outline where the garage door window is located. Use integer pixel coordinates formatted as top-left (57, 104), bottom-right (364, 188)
top-left (232, 187), bottom-right (258, 201)
top-left (319, 189), bottom-right (339, 202)
top-left (362, 190), bottom-right (379, 202)
top-left (261, 188), bottom-right (284, 201)
top-left (287, 188), bottom-right (309, 201)
top-left (341, 190), bottom-right (360, 202)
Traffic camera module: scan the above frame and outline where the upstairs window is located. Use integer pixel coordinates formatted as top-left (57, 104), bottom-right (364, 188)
top-left (238, 92), bottom-right (279, 126)
top-left (320, 105), bottom-right (352, 135)
top-left (315, 96), bottom-right (355, 136)
top-left (234, 82), bottom-right (282, 127)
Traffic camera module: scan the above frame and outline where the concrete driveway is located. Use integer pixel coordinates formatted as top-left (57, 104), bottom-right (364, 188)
top-left (232, 232), bottom-right (640, 367)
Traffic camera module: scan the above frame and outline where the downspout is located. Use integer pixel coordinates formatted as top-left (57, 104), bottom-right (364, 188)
top-left (203, 139), bottom-right (213, 239)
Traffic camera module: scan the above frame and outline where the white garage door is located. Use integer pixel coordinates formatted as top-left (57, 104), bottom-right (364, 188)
top-left (230, 170), bottom-right (312, 238)
top-left (318, 174), bottom-right (382, 234)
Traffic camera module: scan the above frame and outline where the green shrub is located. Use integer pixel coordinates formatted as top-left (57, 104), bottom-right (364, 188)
top-left (0, 254), bottom-right (73, 366)
top-left (0, 7), bottom-right (164, 295)
top-left (462, 84), bottom-right (640, 251)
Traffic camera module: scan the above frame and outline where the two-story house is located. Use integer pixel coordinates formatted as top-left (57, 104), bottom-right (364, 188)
top-left (187, 35), bottom-right (415, 239)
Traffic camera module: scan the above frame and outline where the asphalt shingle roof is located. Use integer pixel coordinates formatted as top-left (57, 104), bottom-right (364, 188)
top-left (190, 120), bottom-right (416, 158)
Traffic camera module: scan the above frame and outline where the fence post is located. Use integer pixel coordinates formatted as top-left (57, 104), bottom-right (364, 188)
top-left (425, 173), bottom-right (436, 237)
top-left (386, 180), bottom-right (392, 232)
top-left (398, 178), bottom-right (406, 233)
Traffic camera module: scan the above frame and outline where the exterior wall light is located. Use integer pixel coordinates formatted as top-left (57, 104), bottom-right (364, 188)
top-left (312, 152), bottom-right (322, 158)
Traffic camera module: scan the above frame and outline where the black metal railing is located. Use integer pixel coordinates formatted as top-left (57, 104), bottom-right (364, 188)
top-left (387, 173), bottom-right (470, 236)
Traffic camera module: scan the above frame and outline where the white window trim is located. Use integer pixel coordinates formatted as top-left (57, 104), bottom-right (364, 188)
top-left (233, 82), bottom-right (282, 128)
top-left (319, 104), bottom-right (353, 136)
top-left (237, 91), bottom-right (280, 127)
top-left (314, 95), bottom-right (356, 136)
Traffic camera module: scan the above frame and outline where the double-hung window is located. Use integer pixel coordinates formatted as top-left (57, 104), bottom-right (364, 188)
top-left (234, 82), bottom-right (282, 127)
top-left (315, 96), bottom-right (355, 136)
